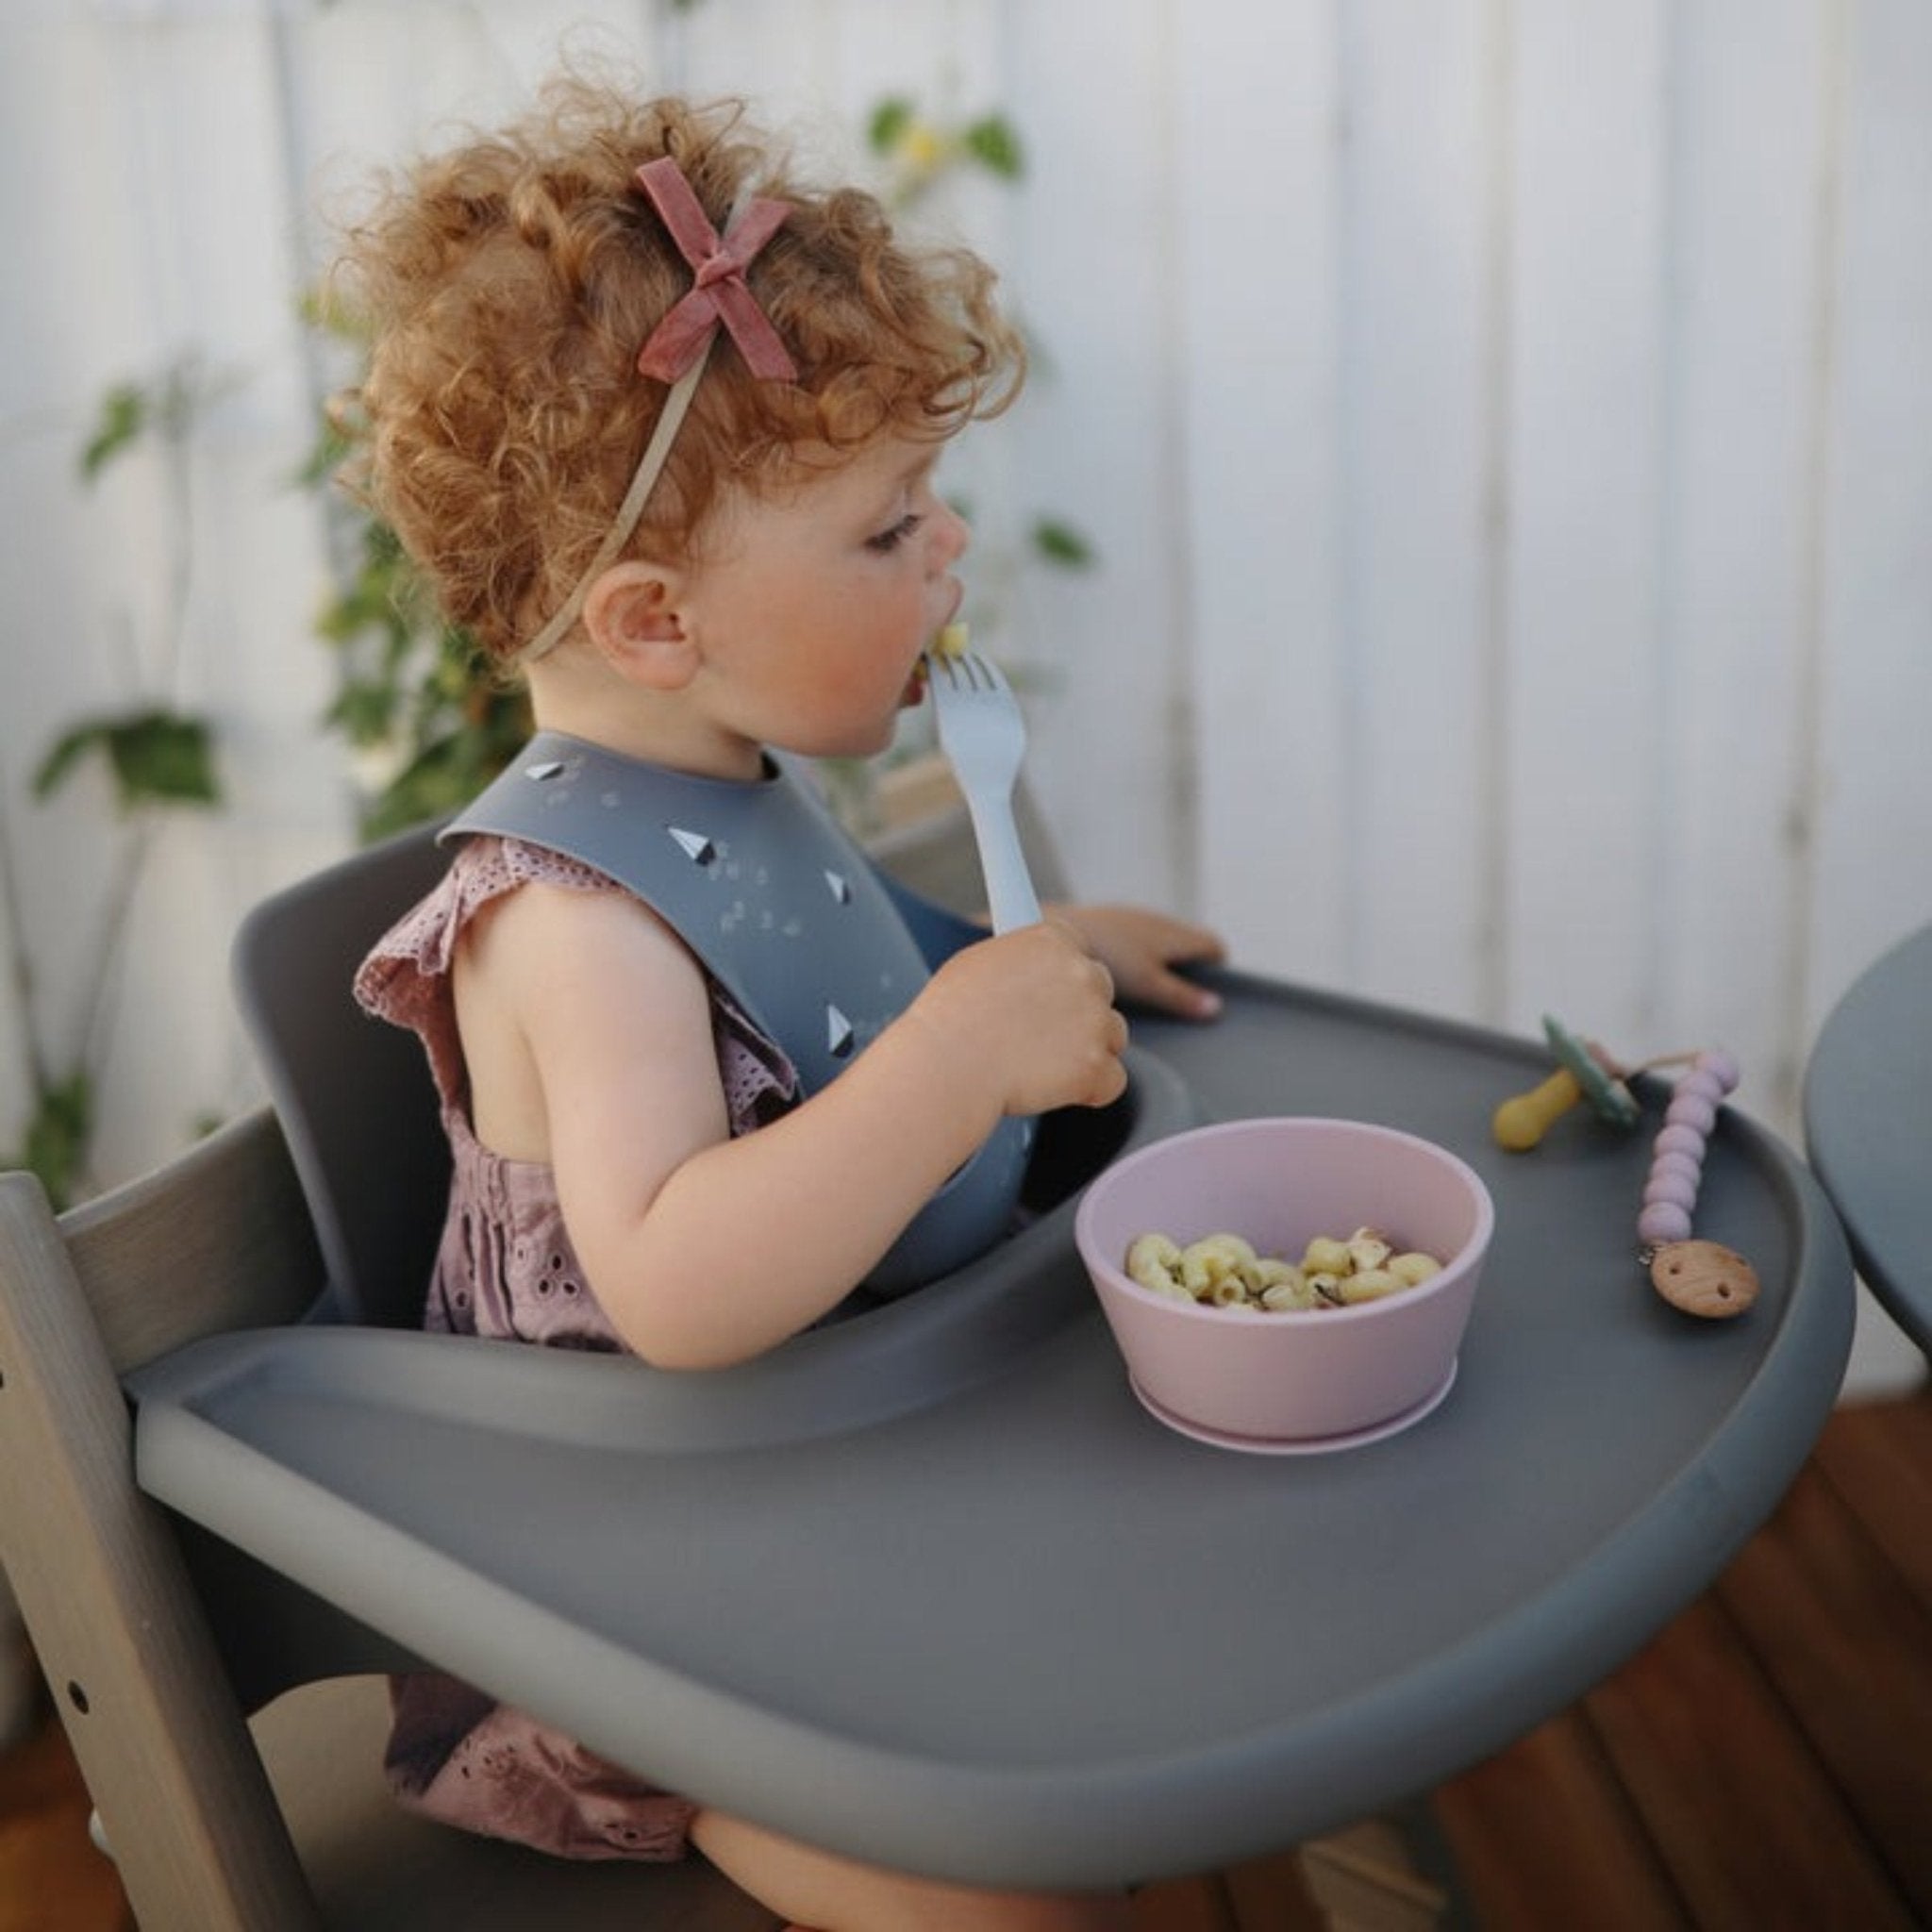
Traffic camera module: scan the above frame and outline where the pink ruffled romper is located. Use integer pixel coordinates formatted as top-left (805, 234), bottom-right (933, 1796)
top-left (355, 834), bottom-right (799, 1860)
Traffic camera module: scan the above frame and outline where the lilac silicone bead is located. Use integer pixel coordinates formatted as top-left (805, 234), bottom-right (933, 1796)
top-left (1640, 1202), bottom-right (1694, 1245)
top-left (1676, 1068), bottom-right (1730, 1106)
top-left (1653, 1150), bottom-right (1703, 1188)
top-left (1642, 1171), bottom-right (1700, 1211)
top-left (1655, 1123), bottom-right (1705, 1159)
top-left (1665, 1092), bottom-right (1717, 1135)
top-left (1697, 1048), bottom-right (1740, 1092)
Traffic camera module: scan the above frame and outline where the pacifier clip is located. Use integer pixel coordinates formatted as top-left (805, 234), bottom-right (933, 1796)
top-left (1493, 1016), bottom-right (1760, 1320)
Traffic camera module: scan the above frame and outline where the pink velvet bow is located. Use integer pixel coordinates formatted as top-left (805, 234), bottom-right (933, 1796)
top-left (633, 156), bottom-right (798, 383)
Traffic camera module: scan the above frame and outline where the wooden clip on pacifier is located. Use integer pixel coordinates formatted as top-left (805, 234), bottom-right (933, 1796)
top-left (1494, 1017), bottom-right (1759, 1321)
top-left (1634, 1046), bottom-right (1758, 1319)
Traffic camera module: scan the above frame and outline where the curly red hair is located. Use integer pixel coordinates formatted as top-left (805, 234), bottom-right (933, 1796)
top-left (329, 81), bottom-right (1024, 668)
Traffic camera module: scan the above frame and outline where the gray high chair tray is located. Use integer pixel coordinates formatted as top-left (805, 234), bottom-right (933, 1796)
top-left (128, 969), bottom-right (1852, 1890)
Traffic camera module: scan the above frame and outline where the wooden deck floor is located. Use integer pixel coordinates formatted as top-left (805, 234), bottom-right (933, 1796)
top-left (5, 1383), bottom-right (1928, 1931)
top-left (1432, 1382), bottom-right (1932, 1931)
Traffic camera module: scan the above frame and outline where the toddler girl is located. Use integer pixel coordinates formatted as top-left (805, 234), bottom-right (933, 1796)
top-left (339, 75), bottom-right (1221, 1932)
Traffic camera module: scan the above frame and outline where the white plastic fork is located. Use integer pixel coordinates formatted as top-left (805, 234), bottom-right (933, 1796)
top-left (924, 645), bottom-right (1043, 932)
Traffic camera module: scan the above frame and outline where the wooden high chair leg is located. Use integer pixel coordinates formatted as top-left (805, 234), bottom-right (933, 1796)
top-left (0, 1173), bottom-right (325, 1932)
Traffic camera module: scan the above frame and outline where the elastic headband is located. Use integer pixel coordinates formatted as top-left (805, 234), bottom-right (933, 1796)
top-left (514, 158), bottom-right (796, 669)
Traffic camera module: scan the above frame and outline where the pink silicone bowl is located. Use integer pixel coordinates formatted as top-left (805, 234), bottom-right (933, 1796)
top-left (1074, 1117), bottom-right (1494, 1450)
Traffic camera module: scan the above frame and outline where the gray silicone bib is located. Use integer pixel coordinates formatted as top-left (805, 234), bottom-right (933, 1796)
top-left (446, 733), bottom-right (1032, 1292)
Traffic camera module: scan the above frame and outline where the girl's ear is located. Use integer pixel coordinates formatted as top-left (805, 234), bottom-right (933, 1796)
top-left (581, 560), bottom-right (698, 690)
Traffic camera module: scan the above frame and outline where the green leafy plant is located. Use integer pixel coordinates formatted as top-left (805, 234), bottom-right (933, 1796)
top-left (301, 295), bottom-right (533, 841)
top-left (0, 358), bottom-right (226, 1206)
top-left (863, 98), bottom-right (1095, 592)
top-left (314, 512), bottom-right (531, 841)
top-left (34, 709), bottom-right (220, 811)
top-left (867, 96), bottom-right (1025, 194)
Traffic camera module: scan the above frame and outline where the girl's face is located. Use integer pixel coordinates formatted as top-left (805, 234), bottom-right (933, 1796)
top-left (677, 434), bottom-right (970, 762)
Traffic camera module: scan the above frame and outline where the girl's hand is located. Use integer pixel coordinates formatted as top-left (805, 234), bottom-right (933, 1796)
top-left (908, 920), bottom-right (1129, 1118)
top-left (1051, 904), bottom-right (1227, 1022)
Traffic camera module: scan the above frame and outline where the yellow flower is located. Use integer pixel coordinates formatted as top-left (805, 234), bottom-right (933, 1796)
top-left (898, 123), bottom-right (945, 171)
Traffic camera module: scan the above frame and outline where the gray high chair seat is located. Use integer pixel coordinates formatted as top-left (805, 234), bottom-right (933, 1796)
top-left (230, 817), bottom-right (451, 1328)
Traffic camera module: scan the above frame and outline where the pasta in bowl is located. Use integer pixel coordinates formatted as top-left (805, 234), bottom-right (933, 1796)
top-left (1074, 1117), bottom-right (1494, 1453)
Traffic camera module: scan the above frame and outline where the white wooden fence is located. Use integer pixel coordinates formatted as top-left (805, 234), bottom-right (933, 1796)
top-left (1, 1), bottom-right (1926, 1389)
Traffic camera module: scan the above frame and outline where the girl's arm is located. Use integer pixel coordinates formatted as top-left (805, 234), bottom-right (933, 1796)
top-left (458, 880), bottom-right (1124, 1369)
